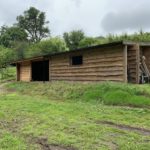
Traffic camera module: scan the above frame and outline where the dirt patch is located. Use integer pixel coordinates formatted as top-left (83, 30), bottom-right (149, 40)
top-left (0, 82), bottom-right (15, 94)
top-left (36, 137), bottom-right (77, 150)
top-left (0, 119), bottom-right (23, 133)
top-left (97, 121), bottom-right (150, 136)
top-left (102, 141), bottom-right (118, 150)
top-left (5, 88), bottom-right (16, 93)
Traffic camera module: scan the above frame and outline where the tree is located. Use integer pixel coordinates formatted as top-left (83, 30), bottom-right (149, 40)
top-left (79, 37), bottom-right (102, 48)
top-left (11, 41), bottom-right (29, 59)
top-left (0, 45), bottom-right (16, 68)
top-left (16, 7), bottom-right (50, 43)
top-left (0, 46), bottom-right (17, 80)
top-left (25, 37), bottom-right (68, 58)
top-left (63, 30), bottom-right (85, 50)
top-left (0, 25), bottom-right (28, 48)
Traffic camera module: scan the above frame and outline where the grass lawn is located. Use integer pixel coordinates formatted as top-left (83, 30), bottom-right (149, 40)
top-left (0, 81), bottom-right (150, 150)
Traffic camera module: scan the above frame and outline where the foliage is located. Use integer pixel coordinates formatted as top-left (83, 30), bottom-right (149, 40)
top-left (11, 41), bottom-right (29, 59)
top-left (0, 67), bottom-right (16, 81)
top-left (0, 46), bottom-right (16, 80)
top-left (25, 37), bottom-right (68, 58)
top-left (79, 37), bottom-right (105, 48)
top-left (0, 46), bottom-right (16, 68)
top-left (101, 32), bottom-right (150, 43)
top-left (79, 37), bottom-right (98, 48)
top-left (1, 6), bottom-right (150, 69)
top-left (17, 7), bottom-right (50, 43)
top-left (64, 31), bottom-right (150, 50)
top-left (0, 26), bottom-right (27, 48)
top-left (63, 30), bottom-right (85, 50)
top-left (79, 31), bottom-right (150, 49)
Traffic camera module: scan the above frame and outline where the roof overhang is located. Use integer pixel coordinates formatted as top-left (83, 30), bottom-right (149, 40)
top-left (11, 56), bottom-right (49, 65)
top-left (123, 41), bottom-right (150, 46)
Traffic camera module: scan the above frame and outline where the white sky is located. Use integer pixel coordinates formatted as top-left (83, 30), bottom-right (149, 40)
top-left (0, 0), bottom-right (150, 37)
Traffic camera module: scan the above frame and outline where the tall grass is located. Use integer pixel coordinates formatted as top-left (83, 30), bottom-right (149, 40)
top-left (6, 81), bottom-right (150, 108)
top-left (0, 67), bottom-right (16, 82)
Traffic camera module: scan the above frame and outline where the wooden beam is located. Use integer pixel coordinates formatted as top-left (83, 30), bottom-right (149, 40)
top-left (123, 45), bottom-right (128, 83)
top-left (123, 41), bottom-right (150, 46)
top-left (136, 44), bottom-right (140, 84)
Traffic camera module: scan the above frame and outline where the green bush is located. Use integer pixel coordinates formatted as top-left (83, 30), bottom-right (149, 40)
top-left (0, 67), bottom-right (16, 81)
top-left (103, 90), bottom-right (131, 105)
top-left (25, 37), bottom-right (68, 58)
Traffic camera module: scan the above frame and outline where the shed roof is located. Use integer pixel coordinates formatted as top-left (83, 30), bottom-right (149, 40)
top-left (11, 40), bottom-right (150, 64)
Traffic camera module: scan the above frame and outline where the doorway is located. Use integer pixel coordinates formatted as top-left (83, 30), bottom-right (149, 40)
top-left (31, 60), bottom-right (49, 81)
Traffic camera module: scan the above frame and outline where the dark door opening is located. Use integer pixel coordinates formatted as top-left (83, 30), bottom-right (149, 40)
top-left (17, 64), bottom-right (20, 81)
top-left (32, 60), bottom-right (49, 81)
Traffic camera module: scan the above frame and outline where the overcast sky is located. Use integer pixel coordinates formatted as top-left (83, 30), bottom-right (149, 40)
top-left (0, 0), bottom-right (150, 37)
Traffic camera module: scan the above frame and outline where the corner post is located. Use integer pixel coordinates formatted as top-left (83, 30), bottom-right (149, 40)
top-left (136, 44), bottom-right (140, 84)
top-left (123, 45), bottom-right (128, 83)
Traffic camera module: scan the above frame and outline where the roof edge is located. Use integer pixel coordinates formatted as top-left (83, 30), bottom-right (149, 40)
top-left (11, 41), bottom-right (124, 64)
top-left (11, 40), bottom-right (150, 64)
top-left (123, 41), bottom-right (150, 46)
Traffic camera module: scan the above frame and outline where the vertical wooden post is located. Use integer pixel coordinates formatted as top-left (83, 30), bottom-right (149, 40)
top-left (123, 45), bottom-right (128, 83)
top-left (136, 44), bottom-right (140, 84)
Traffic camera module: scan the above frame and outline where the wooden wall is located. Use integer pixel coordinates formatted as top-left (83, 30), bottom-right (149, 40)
top-left (19, 61), bottom-right (31, 81)
top-left (50, 45), bottom-right (125, 82)
top-left (127, 45), bottom-right (140, 83)
top-left (17, 44), bottom-right (150, 83)
top-left (127, 45), bottom-right (137, 83)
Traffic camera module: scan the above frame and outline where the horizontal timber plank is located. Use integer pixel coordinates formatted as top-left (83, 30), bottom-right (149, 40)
top-left (52, 52), bottom-right (123, 62)
top-left (51, 64), bottom-right (123, 71)
top-left (51, 72), bottom-right (123, 77)
top-left (51, 68), bottom-right (123, 74)
top-left (51, 77), bottom-right (124, 81)
top-left (51, 57), bottom-right (123, 67)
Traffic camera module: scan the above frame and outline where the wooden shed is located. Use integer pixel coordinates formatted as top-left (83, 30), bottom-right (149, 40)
top-left (12, 41), bottom-right (150, 84)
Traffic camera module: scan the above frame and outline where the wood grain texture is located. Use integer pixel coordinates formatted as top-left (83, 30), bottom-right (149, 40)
top-left (50, 45), bottom-right (124, 82)
top-left (19, 62), bottom-right (31, 81)
top-left (123, 45), bottom-right (128, 83)
top-left (18, 45), bottom-right (127, 82)
top-left (127, 45), bottom-right (137, 83)
top-left (136, 44), bottom-right (140, 84)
